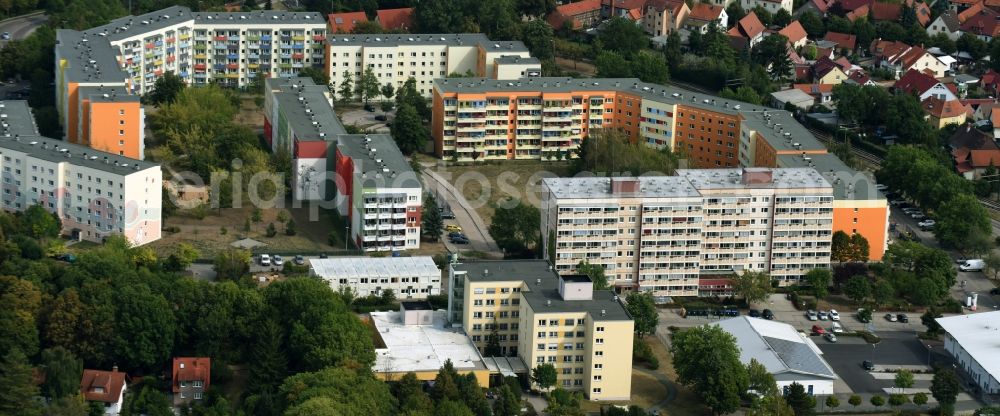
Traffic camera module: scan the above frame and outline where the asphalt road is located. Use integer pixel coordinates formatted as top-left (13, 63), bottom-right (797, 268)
top-left (817, 332), bottom-right (930, 393)
top-left (0, 12), bottom-right (48, 46)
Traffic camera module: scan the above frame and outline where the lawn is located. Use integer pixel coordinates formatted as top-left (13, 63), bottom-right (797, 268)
top-left (427, 160), bottom-right (573, 223)
top-left (644, 336), bottom-right (711, 416)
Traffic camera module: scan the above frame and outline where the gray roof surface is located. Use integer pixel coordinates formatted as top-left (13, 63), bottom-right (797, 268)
top-left (715, 317), bottom-right (836, 380)
top-left (56, 29), bottom-right (129, 84)
top-left (270, 78), bottom-right (346, 142)
top-left (495, 55), bottom-right (541, 65)
top-left (454, 260), bottom-right (632, 321)
top-left (77, 85), bottom-right (139, 103)
top-left (434, 77), bottom-right (825, 153)
top-left (777, 153), bottom-right (883, 201)
top-left (0, 102), bottom-right (157, 174)
top-left (542, 176), bottom-right (701, 200)
top-left (337, 134), bottom-right (419, 189)
top-left (325, 33), bottom-right (528, 52)
top-left (677, 168), bottom-right (832, 191)
top-left (938, 10), bottom-right (961, 32)
top-left (81, 6), bottom-right (324, 41)
top-left (0, 101), bottom-right (40, 137)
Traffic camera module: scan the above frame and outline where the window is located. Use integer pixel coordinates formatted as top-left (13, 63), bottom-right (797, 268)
top-left (592, 388), bottom-right (602, 394)
top-left (594, 363), bottom-right (603, 369)
top-left (538, 319), bottom-right (546, 326)
top-left (596, 338), bottom-right (604, 344)
top-left (593, 375), bottom-right (602, 381)
top-left (596, 326), bottom-right (605, 332)
top-left (537, 343), bottom-right (545, 350)
top-left (193, 381), bottom-right (203, 388)
top-left (119, 130), bottom-right (125, 135)
top-left (595, 351), bottom-right (603, 356)
top-left (564, 319), bottom-right (574, 325)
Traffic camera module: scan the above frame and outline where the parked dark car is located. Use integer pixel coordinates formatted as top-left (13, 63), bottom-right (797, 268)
top-left (762, 309), bottom-right (774, 320)
top-left (364, 103), bottom-right (375, 112)
top-left (447, 232), bottom-right (465, 239)
top-left (897, 313), bottom-right (909, 323)
top-left (450, 236), bottom-right (470, 245)
top-left (748, 309), bottom-right (761, 318)
top-left (862, 360), bottom-right (875, 371)
top-left (375, 114), bottom-right (387, 121)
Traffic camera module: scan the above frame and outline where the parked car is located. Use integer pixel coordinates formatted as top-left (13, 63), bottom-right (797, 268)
top-left (990, 288), bottom-right (1000, 295)
top-left (54, 253), bottom-right (77, 263)
top-left (748, 309), bottom-right (761, 318)
top-left (260, 254), bottom-right (271, 266)
top-left (1, 32), bottom-right (10, 40)
top-left (910, 212), bottom-right (926, 220)
top-left (450, 236), bottom-right (470, 245)
top-left (364, 103), bottom-right (375, 112)
top-left (862, 360), bottom-right (875, 371)
top-left (273, 255), bottom-right (284, 267)
top-left (825, 333), bottom-right (838, 343)
top-left (885, 313), bottom-right (897, 322)
top-left (762, 309), bottom-right (774, 320)
top-left (960, 259), bottom-right (985, 272)
top-left (829, 309), bottom-right (840, 321)
top-left (897, 313), bottom-right (909, 323)
top-left (918, 219), bottom-right (935, 230)
top-left (818, 310), bottom-right (829, 321)
top-left (294, 255), bottom-right (305, 265)
top-left (890, 199), bottom-right (906, 206)
top-left (901, 207), bottom-right (921, 214)
top-left (448, 232), bottom-right (466, 239)
top-left (875, 184), bottom-right (888, 191)
top-left (441, 210), bottom-right (456, 219)
top-left (374, 114), bottom-right (388, 121)
top-left (831, 322), bottom-right (844, 333)
top-left (811, 325), bottom-right (826, 335)
top-left (444, 224), bottom-right (463, 233)
top-left (807, 310), bottom-right (818, 321)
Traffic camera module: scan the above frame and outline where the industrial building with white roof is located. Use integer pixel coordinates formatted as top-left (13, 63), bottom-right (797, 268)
top-left (936, 311), bottom-right (1000, 396)
top-left (309, 256), bottom-right (440, 299)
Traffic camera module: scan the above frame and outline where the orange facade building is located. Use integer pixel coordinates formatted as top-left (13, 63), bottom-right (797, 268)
top-left (432, 77), bottom-right (889, 260)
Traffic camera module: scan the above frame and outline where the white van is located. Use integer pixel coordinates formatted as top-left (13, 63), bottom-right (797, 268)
top-left (260, 254), bottom-right (271, 266)
top-left (959, 259), bottom-right (984, 272)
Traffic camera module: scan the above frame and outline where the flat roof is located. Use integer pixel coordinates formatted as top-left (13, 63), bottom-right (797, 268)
top-left (309, 256), bottom-right (439, 280)
top-left (80, 6), bottom-right (324, 42)
top-left (371, 310), bottom-right (486, 373)
top-left (561, 275), bottom-right (591, 283)
top-left (337, 134), bottom-right (419, 189)
top-left (676, 168), bottom-right (832, 191)
top-left (495, 55), bottom-right (541, 65)
top-left (542, 176), bottom-right (701, 200)
top-left (715, 317), bottom-right (836, 380)
top-left (777, 153), bottom-right (884, 201)
top-left (270, 78), bottom-right (346, 142)
top-left (0, 100), bottom-right (158, 174)
top-left (78, 85), bottom-right (139, 103)
top-left (401, 300), bottom-right (433, 310)
top-left (434, 77), bottom-right (827, 155)
top-left (325, 33), bottom-right (528, 52)
top-left (56, 29), bottom-right (129, 84)
top-left (454, 260), bottom-right (632, 321)
top-left (936, 311), bottom-right (1000, 380)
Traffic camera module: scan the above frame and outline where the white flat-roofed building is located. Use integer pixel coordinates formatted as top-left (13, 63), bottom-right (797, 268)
top-left (0, 100), bottom-right (162, 246)
top-left (326, 34), bottom-right (531, 98)
top-left (936, 311), bottom-right (1000, 396)
top-left (309, 256), bottom-right (440, 298)
top-left (541, 168), bottom-right (834, 297)
top-left (370, 306), bottom-right (490, 384)
top-left (716, 316), bottom-right (837, 395)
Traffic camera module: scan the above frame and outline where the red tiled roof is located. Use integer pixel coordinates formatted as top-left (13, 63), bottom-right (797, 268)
top-left (81, 369), bottom-right (126, 404)
top-left (547, 0), bottom-right (602, 29)
top-left (327, 11), bottom-right (368, 33)
top-left (871, 2), bottom-right (902, 21)
top-left (983, 70), bottom-right (1000, 86)
top-left (729, 11), bottom-right (765, 39)
top-left (896, 46), bottom-right (930, 69)
top-left (172, 357), bottom-right (210, 393)
top-left (809, 0), bottom-right (837, 13)
top-left (778, 21), bottom-right (807, 43)
top-left (958, 1), bottom-right (984, 22)
top-left (688, 3), bottom-right (725, 21)
top-left (912, 0), bottom-right (932, 26)
top-left (376, 7), bottom-right (415, 31)
top-left (960, 9), bottom-right (1000, 38)
top-left (992, 109), bottom-right (1000, 127)
top-left (923, 96), bottom-right (968, 118)
top-left (793, 83), bottom-right (836, 96)
top-left (840, 0), bottom-right (871, 11)
top-left (627, 7), bottom-right (643, 20)
top-left (645, 0), bottom-right (686, 13)
top-left (871, 39), bottom-right (912, 59)
top-left (894, 68), bottom-right (940, 95)
top-left (849, 70), bottom-right (872, 84)
top-left (603, 0), bottom-right (648, 10)
top-left (846, 4), bottom-right (870, 21)
top-left (824, 31), bottom-right (857, 50)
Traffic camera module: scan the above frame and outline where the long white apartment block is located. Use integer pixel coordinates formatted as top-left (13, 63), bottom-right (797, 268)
top-left (326, 34), bottom-right (533, 97)
top-left (57, 6), bottom-right (327, 95)
top-left (0, 101), bottom-right (162, 246)
top-left (308, 256), bottom-right (441, 298)
top-left (541, 168), bottom-right (833, 297)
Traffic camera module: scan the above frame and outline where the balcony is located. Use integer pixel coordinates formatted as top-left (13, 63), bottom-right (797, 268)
top-left (228, 35), bottom-right (240, 41)
top-left (248, 53), bottom-right (259, 59)
top-left (166, 37), bottom-right (176, 43)
top-left (261, 35), bottom-right (272, 41)
top-left (293, 35), bottom-right (306, 41)
top-left (194, 44), bottom-right (207, 51)
top-left (194, 54), bottom-right (206, 59)
top-left (227, 53), bottom-right (239, 60)
top-left (214, 44), bottom-right (227, 50)
top-left (194, 63), bottom-right (207, 70)
top-left (292, 44), bottom-right (304, 50)
top-left (194, 35), bottom-right (209, 41)
top-left (214, 36), bottom-right (227, 41)
top-left (179, 33), bottom-right (191, 40)
top-left (248, 63), bottom-right (259, 69)
top-left (312, 34), bottom-right (325, 41)
top-left (225, 73), bottom-right (239, 79)
top-left (292, 53), bottom-right (304, 59)
top-left (226, 63), bottom-right (239, 70)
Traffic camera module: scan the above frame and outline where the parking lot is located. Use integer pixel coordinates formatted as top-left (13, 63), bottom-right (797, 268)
top-left (817, 332), bottom-right (934, 393)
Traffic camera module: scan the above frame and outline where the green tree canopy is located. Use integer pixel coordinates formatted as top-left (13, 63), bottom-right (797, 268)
top-left (598, 17), bottom-right (648, 56)
top-left (488, 198), bottom-right (540, 256)
top-left (625, 292), bottom-right (658, 338)
top-left (731, 270), bottom-right (773, 305)
top-left (40, 347), bottom-right (83, 399)
top-left (671, 325), bottom-right (749, 415)
top-left (145, 72), bottom-right (186, 106)
top-left (280, 366), bottom-right (397, 416)
top-left (390, 102), bottom-right (429, 155)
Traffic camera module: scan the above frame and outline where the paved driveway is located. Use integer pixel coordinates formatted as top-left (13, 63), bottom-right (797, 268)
top-left (817, 332), bottom-right (930, 394)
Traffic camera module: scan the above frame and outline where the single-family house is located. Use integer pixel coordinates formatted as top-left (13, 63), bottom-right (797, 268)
top-left (893, 69), bottom-right (959, 101)
top-left (982, 70), bottom-right (1000, 95)
top-left (823, 31), bottom-right (858, 54)
top-left (727, 11), bottom-right (766, 50)
top-left (172, 357), bottom-right (211, 407)
top-left (846, 70), bottom-right (877, 86)
top-left (547, 0), bottom-right (603, 30)
top-left (949, 125), bottom-right (1000, 178)
top-left (846, 4), bottom-right (870, 21)
top-left (740, 0), bottom-right (794, 14)
top-left (715, 317), bottom-right (837, 395)
top-left (796, 0), bottom-right (836, 16)
top-left (327, 11), bottom-right (369, 33)
top-left (771, 88), bottom-right (818, 109)
top-left (376, 7), bottom-right (415, 31)
top-left (778, 21), bottom-right (808, 48)
top-left (812, 58), bottom-right (849, 84)
top-left (603, 0), bottom-right (647, 19)
top-left (642, 0), bottom-right (690, 36)
top-left (869, 0), bottom-right (931, 26)
top-left (683, 3), bottom-right (728, 33)
top-left (871, 40), bottom-right (949, 78)
top-left (793, 83), bottom-right (836, 104)
top-left (948, 0), bottom-right (982, 12)
top-left (81, 367), bottom-right (127, 415)
top-left (926, 10), bottom-right (963, 40)
top-left (923, 97), bottom-right (970, 128)
top-left (959, 8), bottom-right (1000, 41)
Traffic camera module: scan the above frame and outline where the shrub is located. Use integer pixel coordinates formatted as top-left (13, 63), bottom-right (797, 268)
top-left (889, 394), bottom-right (909, 406)
top-left (913, 392), bottom-right (929, 406)
top-left (266, 222), bottom-right (277, 237)
top-left (632, 336), bottom-right (659, 369)
top-left (849, 395), bottom-right (862, 407)
top-left (871, 395), bottom-right (885, 407)
top-left (220, 226), bottom-right (227, 235)
top-left (285, 219), bottom-right (296, 236)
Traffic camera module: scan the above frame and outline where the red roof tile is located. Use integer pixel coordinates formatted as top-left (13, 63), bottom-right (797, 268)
top-left (688, 3), bottom-right (725, 21)
top-left (547, 0), bottom-right (602, 29)
top-left (958, 1), bottom-right (984, 22)
top-left (81, 369), bottom-right (126, 404)
top-left (809, 0), bottom-right (837, 13)
top-left (376, 7), bottom-right (415, 31)
top-left (960, 9), bottom-right (1000, 38)
top-left (172, 357), bottom-right (210, 393)
top-left (849, 70), bottom-right (872, 84)
top-left (846, 4), bottom-right (870, 21)
top-left (894, 69), bottom-right (940, 95)
top-left (840, 0), bottom-right (872, 11)
top-left (923, 96), bottom-right (968, 118)
top-left (824, 31), bottom-right (857, 50)
top-left (327, 11), bottom-right (368, 33)
top-left (729, 11), bottom-right (765, 39)
top-left (778, 21), bottom-right (808, 43)
top-left (871, 2), bottom-right (902, 21)
top-left (793, 83), bottom-right (836, 96)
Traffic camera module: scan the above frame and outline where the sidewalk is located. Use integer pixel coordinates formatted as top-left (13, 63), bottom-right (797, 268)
top-left (421, 165), bottom-right (500, 255)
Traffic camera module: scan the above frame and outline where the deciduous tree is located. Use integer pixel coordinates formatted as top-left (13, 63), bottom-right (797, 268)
top-left (576, 261), bottom-right (609, 290)
top-left (844, 275), bottom-right (872, 304)
top-left (625, 292), bottom-right (658, 338)
top-left (805, 268), bottom-right (832, 299)
top-left (488, 198), bottom-right (540, 256)
top-left (785, 382), bottom-right (816, 416)
top-left (731, 270), bottom-right (773, 305)
top-left (671, 325), bottom-right (748, 416)
top-left (390, 102), bottom-right (429, 155)
top-left (0, 349), bottom-right (42, 416)
top-left (40, 347), bottom-right (82, 399)
top-left (531, 363), bottom-right (557, 392)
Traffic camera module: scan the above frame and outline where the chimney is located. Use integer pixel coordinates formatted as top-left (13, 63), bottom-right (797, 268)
top-left (112, 365), bottom-right (118, 373)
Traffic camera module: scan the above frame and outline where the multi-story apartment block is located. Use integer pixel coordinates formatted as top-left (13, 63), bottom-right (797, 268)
top-left (448, 260), bottom-right (633, 401)
top-left (541, 168), bottom-right (838, 296)
top-left (336, 134), bottom-right (422, 252)
top-left (325, 34), bottom-right (532, 98)
top-left (0, 101), bottom-right (162, 245)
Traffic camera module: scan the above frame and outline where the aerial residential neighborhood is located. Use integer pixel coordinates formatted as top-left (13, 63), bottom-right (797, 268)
top-left (1, 0), bottom-right (1000, 415)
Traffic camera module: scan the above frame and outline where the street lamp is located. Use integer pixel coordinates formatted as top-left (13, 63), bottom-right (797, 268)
top-left (926, 344), bottom-right (932, 367)
top-left (344, 225), bottom-right (350, 250)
